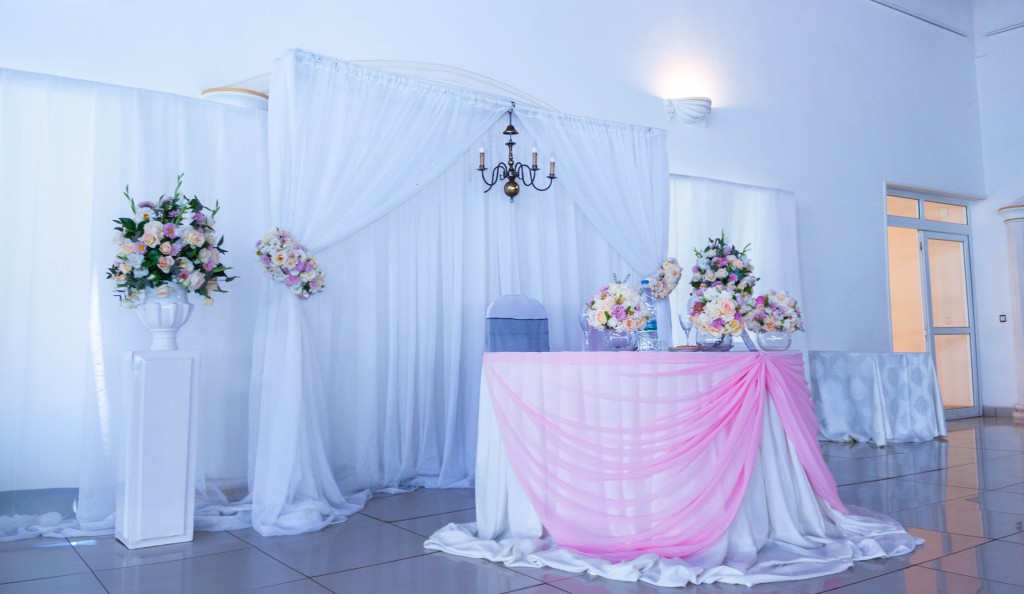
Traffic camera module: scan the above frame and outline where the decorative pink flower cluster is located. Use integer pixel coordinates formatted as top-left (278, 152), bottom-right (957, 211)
top-left (743, 290), bottom-right (805, 334)
top-left (585, 282), bottom-right (651, 332)
top-left (107, 174), bottom-right (234, 306)
top-left (689, 286), bottom-right (744, 337)
top-left (645, 258), bottom-right (683, 300)
top-left (255, 228), bottom-right (325, 300)
top-left (690, 232), bottom-right (757, 301)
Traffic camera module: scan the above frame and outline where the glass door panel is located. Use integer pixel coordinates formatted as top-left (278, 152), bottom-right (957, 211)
top-left (933, 334), bottom-right (974, 410)
top-left (927, 239), bottom-right (969, 328)
top-left (922, 231), bottom-right (979, 417)
top-left (887, 227), bottom-right (926, 352)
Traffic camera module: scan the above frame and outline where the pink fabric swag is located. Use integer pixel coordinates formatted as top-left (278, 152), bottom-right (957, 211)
top-left (484, 351), bottom-right (846, 562)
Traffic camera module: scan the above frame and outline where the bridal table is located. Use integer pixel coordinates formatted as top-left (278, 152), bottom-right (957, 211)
top-left (426, 351), bottom-right (920, 587)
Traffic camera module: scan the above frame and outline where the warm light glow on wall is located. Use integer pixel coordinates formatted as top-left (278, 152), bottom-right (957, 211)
top-left (649, 58), bottom-right (722, 108)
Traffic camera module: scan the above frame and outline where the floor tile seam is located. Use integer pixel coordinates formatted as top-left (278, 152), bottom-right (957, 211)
top-left (64, 535), bottom-right (112, 593)
top-left (378, 503), bottom-right (477, 522)
top-left (90, 543), bottom-right (296, 579)
top-left (308, 575), bottom-right (345, 594)
top-left (501, 583), bottom-right (563, 593)
top-left (0, 570), bottom-right (109, 591)
top-left (386, 521), bottom-right (437, 540)
top-left (304, 549), bottom-right (438, 578)
top-left (926, 565), bottom-right (1024, 589)
top-left (76, 539), bottom-right (257, 573)
top-left (241, 517), bottom-right (399, 549)
top-left (907, 538), bottom-right (992, 567)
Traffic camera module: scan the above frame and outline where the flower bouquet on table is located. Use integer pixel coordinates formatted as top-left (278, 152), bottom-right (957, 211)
top-left (255, 229), bottom-right (325, 300)
top-left (584, 277), bottom-right (651, 350)
top-left (645, 258), bottom-right (683, 300)
top-left (107, 174), bottom-right (234, 306)
top-left (743, 289), bottom-right (804, 351)
top-left (689, 286), bottom-right (744, 351)
top-left (690, 231), bottom-right (758, 300)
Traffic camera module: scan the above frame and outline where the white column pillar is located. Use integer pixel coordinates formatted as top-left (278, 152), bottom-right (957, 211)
top-left (116, 350), bottom-right (200, 548)
top-left (999, 201), bottom-right (1024, 422)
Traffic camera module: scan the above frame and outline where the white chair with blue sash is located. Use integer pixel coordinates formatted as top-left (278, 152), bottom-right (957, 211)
top-left (485, 295), bottom-right (550, 353)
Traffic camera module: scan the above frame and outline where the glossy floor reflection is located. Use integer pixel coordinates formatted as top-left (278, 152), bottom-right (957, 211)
top-left (0, 417), bottom-right (1022, 593)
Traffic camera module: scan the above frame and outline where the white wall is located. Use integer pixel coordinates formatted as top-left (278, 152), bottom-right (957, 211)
top-left (2, 1), bottom-right (1000, 400)
top-left (971, 0), bottom-right (1024, 408)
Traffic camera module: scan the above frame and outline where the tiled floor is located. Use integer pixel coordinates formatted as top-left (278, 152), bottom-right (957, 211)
top-left (1, 417), bottom-right (1023, 593)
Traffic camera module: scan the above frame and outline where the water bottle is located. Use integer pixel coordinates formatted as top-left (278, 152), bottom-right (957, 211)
top-left (638, 280), bottom-right (659, 351)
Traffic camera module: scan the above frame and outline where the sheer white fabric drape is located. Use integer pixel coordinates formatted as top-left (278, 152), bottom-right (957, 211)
top-left (249, 49), bottom-right (669, 535)
top-left (0, 68), bottom-right (268, 540)
top-left (0, 53), bottom-right (670, 541)
top-left (667, 176), bottom-right (804, 350)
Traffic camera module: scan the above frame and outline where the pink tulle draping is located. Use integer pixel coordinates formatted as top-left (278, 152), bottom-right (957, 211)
top-left (484, 351), bottom-right (845, 562)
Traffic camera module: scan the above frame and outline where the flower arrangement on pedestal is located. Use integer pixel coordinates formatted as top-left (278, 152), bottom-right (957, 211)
top-left (255, 228), bottom-right (325, 300)
top-left (645, 258), bottom-right (683, 300)
top-left (107, 174), bottom-right (234, 306)
top-left (690, 232), bottom-right (758, 299)
top-left (584, 280), bottom-right (651, 333)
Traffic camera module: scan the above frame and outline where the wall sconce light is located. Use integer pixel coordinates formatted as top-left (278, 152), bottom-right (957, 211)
top-left (664, 97), bottom-right (712, 126)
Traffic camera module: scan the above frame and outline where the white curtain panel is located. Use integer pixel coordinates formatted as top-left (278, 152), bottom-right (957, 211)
top-left (249, 50), bottom-right (668, 535)
top-left (0, 68), bottom-right (268, 540)
top-left (667, 175), bottom-right (804, 350)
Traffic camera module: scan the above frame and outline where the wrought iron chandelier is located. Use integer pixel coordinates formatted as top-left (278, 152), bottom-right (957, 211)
top-left (478, 103), bottom-right (556, 202)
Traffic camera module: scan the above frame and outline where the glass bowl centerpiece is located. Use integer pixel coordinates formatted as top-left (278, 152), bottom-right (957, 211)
top-left (689, 286), bottom-right (745, 351)
top-left (743, 289), bottom-right (804, 351)
top-left (584, 280), bottom-right (651, 351)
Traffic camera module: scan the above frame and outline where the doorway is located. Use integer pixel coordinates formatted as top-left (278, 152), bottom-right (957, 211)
top-left (886, 191), bottom-right (980, 419)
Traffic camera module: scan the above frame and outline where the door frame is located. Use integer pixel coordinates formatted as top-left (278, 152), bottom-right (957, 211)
top-left (885, 188), bottom-right (982, 419)
top-left (919, 230), bottom-right (982, 419)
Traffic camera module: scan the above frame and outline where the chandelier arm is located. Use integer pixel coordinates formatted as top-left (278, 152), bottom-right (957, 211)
top-left (530, 172), bottom-right (556, 192)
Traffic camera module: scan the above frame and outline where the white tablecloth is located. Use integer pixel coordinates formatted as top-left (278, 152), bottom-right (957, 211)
top-left (808, 352), bottom-right (947, 445)
top-left (425, 354), bottom-right (921, 587)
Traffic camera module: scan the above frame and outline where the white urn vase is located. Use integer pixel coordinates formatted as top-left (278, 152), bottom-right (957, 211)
top-left (136, 284), bottom-right (194, 350)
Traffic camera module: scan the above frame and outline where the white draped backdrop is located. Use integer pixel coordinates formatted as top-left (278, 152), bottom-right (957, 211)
top-left (0, 52), bottom-right (805, 542)
top-left (0, 51), bottom-right (675, 539)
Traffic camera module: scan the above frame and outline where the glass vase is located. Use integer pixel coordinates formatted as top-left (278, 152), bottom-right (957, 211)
top-left (603, 330), bottom-right (638, 351)
top-left (756, 330), bottom-right (791, 351)
top-left (695, 330), bottom-right (733, 352)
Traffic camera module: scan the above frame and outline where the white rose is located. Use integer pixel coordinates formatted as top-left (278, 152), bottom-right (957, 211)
top-left (715, 268), bottom-right (728, 279)
top-left (159, 242), bottom-right (173, 255)
top-left (153, 284), bottom-right (172, 298)
top-left (144, 221), bottom-right (164, 240)
top-left (199, 248), bottom-right (212, 264)
top-left (188, 271), bottom-right (205, 290)
top-left (177, 258), bottom-right (195, 272)
top-left (184, 229), bottom-right (206, 248)
top-left (290, 282), bottom-right (304, 295)
top-left (141, 233), bottom-right (158, 248)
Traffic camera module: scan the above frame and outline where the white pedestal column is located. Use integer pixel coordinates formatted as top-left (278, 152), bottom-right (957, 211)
top-left (116, 350), bottom-right (200, 549)
top-left (999, 202), bottom-right (1024, 423)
